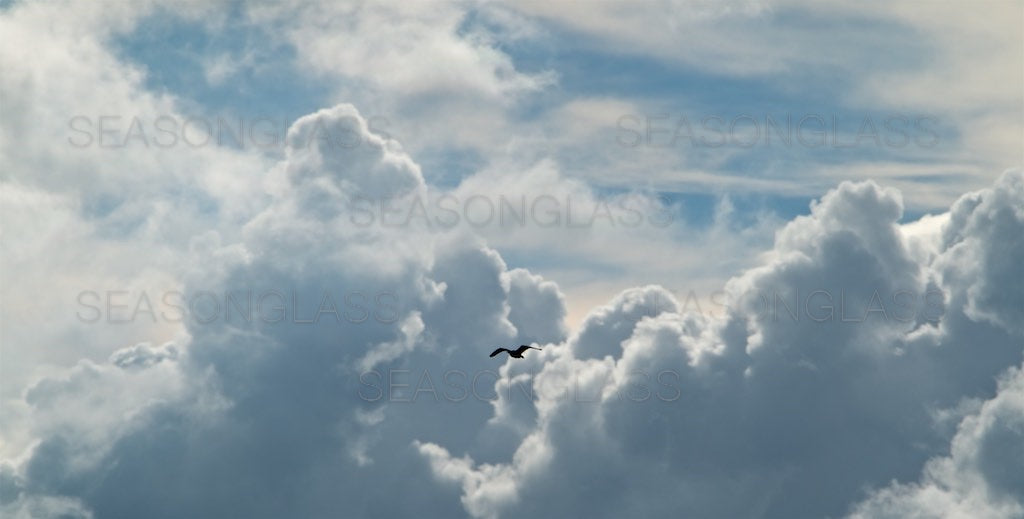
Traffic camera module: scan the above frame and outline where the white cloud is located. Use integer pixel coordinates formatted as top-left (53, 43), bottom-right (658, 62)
top-left (506, 0), bottom-right (1023, 206)
top-left (3, 99), bottom-right (1022, 519)
top-left (0, 0), bottom-right (274, 459)
top-left (416, 170), bottom-right (1024, 518)
top-left (253, 1), bottom-right (553, 102)
top-left (848, 364), bottom-right (1024, 519)
top-left (1, 1), bottom-right (1021, 517)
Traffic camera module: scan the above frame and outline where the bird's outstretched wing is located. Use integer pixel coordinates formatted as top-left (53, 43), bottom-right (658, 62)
top-left (514, 344), bottom-right (541, 355)
top-left (490, 348), bottom-right (510, 357)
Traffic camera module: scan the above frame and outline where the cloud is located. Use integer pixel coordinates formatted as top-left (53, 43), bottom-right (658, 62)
top-left (0, 0), bottom-right (271, 426)
top-left (848, 364), bottom-right (1024, 519)
top-left (1, 103), bottom-right (572, 518)
top-left (937, 171), bottom-right (1024, 335)
top-left (3, 99), bottom-right (1022, 517)
top-left (244, 0), bottom-right (556, 156)
top-left (415, 170), bottom-right (1024, 518)
top-left (505, 1), bottom-right (1022, 209)
top-left (253, 1), bottom-right (553, 102)
top-left (1, 1), bottom-right (1021, 517)
top-left (571, 285), bottom-right (679, 361)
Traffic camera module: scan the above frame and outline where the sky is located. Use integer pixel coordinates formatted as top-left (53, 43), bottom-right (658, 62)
top-left (0, 1), bottom-right (1022, 518)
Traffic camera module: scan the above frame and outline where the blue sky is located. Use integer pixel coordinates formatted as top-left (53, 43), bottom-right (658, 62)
top-left (94, 2), bottom-right (999, 309)
top-left (107, 3), bottom-right (978, 221)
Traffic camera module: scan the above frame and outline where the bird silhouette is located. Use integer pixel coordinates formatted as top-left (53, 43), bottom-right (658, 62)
top-left (489, 344), bottom-right (541, 359)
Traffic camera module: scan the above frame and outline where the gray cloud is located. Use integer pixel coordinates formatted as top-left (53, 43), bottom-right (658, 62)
top-left (2, 102), bottom-right (1021, 518)
top-left (417, 170), bottom-right (1024, 518)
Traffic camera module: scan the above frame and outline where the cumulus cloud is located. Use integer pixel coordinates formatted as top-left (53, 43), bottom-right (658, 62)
top-left (1, 102), bottom-right (571, 518)
top-left (2, 87), bottom-right (1021, 516)
top-left (1, 2), bottom-right (1022, 517)
top-left (0, 0), bottom-right (270, 431)
top-left (937, 172), bottom-right (1024, 335)
top-left (848, 364), bottom-right (1024, 519)
top-left (415, 170), bottom-right (1024, 518)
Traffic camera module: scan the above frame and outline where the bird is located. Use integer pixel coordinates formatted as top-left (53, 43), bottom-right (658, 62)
top-left (489, 344), bottom-right (542, 359)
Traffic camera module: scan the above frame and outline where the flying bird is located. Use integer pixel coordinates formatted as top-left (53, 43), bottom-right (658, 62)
top-left (489, 344), bottom-right (542, 359)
